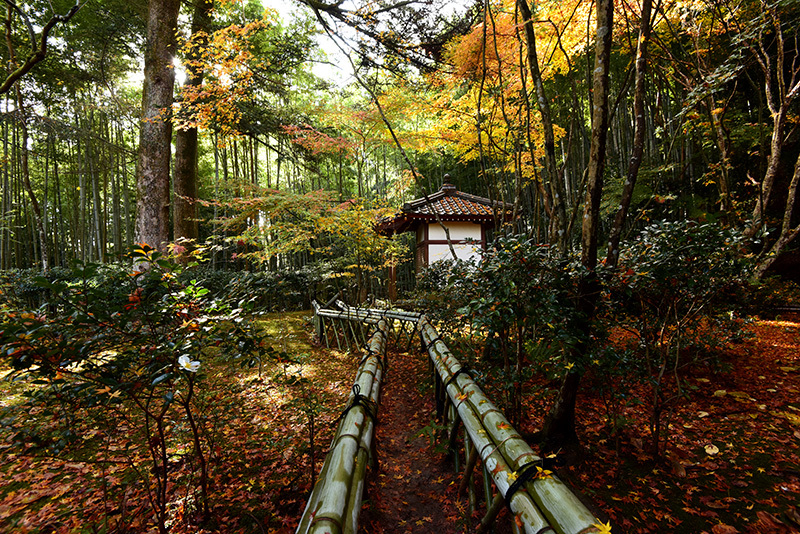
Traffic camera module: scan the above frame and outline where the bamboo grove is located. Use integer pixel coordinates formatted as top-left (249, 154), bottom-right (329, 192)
top-left (1, 0), bottom-right (799, 280)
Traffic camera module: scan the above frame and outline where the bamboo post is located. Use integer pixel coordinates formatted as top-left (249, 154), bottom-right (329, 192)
top-left (468, 445), bottom-right (478, 512)
top-left (448, 408), bottom-right (461, 470)
top-left (477, 492), bottom-right (505, 534)
top-left (459, 440), bottom-right (479, 497)
top-left (482, 464), bottom-right (493, 522)
top-left (322, 317), bottom-right (331, 349)
top-left (346, 318), bottom-right (359, 348)
top-left (312, 301), bottom-right (323, 342)
top-left (339, 319), bottom-right (352, 352)
top-left (332, 319), bottom-right (342, 351)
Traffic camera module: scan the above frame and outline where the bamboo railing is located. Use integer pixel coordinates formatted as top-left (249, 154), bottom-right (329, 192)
top-left (312, 300), bottom-right (420, 351)
top-left (303, 303), bottom-right (606, 534)
top-left (296, 318), bottom-right (388, 534)
top-left (418, 315), bottom-right (602, 534)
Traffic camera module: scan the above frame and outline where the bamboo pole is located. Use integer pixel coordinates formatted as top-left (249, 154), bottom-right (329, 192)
top-left (296, 320), bottom-right (388, 534)
top-left (477, 493), bottom-right (506, 534)
top-left (342, 357), bottom-right (381, 534)
top-left (418, 316), bottom-right (602, 534)
top-left (335, 300), bottom-right (421, 323)
top-left (459, 442), bottom-right (479, 497)
top-left (316, 307), bottom-right (381, 324)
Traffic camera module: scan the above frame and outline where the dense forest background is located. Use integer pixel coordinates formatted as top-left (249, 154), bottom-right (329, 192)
top-left (1, 0), bottom-right (798, 291)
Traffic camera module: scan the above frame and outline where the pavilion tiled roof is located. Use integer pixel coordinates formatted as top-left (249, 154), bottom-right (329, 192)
top-left (378, 183), bottom-right (513, 235)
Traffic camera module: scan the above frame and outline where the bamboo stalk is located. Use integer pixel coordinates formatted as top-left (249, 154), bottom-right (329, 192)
top-left (477, 492), bottom-right (505, 534)
top-left (459, 441), bottom-right (479, 497)
top-left (335, 300), bottom-right (421, 322)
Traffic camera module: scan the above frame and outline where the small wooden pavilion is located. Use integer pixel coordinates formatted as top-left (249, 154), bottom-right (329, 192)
top-left (379, 182), bottom-right (513, 298)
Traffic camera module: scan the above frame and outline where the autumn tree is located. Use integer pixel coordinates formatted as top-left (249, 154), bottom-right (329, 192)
top-left (535, 0), bottom-right (614, 449)
top-left (174, 0), bottom-right (214, 245)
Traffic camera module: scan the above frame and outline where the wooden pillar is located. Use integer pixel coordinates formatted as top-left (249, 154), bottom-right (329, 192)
top-left (388, 264), bottom-right (397, 301)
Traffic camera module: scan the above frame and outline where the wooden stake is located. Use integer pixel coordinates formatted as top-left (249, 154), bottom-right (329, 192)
top-left (477, 492), bottom-right (505, 534)
top-left (459, 442), bottom-right (479, 497)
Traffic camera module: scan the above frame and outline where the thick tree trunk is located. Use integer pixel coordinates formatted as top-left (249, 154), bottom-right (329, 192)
top-left (755, 150), bottom-right (800, 278)
top-left (174, 127), bottom-right (199, 242)
top-left (135, 0), bottom-right (181, 252)
top-left (172, 0), bottom-right (214, 245)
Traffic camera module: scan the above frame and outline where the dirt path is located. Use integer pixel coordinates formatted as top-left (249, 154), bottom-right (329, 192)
top-left (359, 348), bottom-right (470, 533)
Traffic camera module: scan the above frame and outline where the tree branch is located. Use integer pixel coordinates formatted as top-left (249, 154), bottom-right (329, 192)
top-left (0, 0), bottom-right (84, 94)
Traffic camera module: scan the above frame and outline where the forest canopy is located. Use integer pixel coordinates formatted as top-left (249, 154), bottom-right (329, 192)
top-left (0, 0), bottom-right (796, 285)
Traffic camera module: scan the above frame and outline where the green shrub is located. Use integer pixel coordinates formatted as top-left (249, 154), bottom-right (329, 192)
top-left (0, 245), bottom-right (273, 532)
top-left (604, 220), bottom-right (751, 456)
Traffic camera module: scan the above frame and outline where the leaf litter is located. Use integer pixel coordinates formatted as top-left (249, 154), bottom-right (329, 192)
top-left (0, 312), bottom-right (798, 533)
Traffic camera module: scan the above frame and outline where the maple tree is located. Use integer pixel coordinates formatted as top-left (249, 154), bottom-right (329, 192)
top-left (210, 188), bottom-right (408, 300)
top-left (174, 0), bottom-right (214, 245)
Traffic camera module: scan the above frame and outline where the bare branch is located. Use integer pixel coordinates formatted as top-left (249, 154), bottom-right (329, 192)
top-left (0, 0), bottom-right (84, 94)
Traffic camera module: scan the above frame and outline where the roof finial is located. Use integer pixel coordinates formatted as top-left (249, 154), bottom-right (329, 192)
top-left (441, 175), bottom-right (456, 194)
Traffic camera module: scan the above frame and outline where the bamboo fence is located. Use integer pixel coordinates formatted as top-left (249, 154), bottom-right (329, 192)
top-left (418, 315), bottom-right (602, 534)
top-left (301, 303), bottom-right (606, 534)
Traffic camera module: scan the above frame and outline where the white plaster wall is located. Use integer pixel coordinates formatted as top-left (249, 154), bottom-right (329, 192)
top-left (428, 221), bottom-right (482, 241)
top-left (429, 243), bottom-right (481, 263)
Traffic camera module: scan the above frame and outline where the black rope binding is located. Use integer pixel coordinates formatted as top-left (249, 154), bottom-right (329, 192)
top-left (426, 335), bottom-right (443, 348)
top-left (502, 455), bottom-right (565, 506)
top-left (359, 347), bottom-right (375, 367)
top-left (444, 367), bottom-right (473, 388)
top-left (339, 384), bottom-right (378, 426)
top-left (360, 346), bottom-right (386, 374)
top-left (504, 462), bottom-right (544, 505)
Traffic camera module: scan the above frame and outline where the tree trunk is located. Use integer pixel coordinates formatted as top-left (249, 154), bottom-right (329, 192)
top-left (15, 106), bottom-right (49, 270)
top-left (755, 150), bottom-right (800, 278)
top-left (544, 0), bottom-right (614, 450)
top-left (517, 0), bottom-right (568, 251)
top-left (136, 0), bottom-right (181, 252)
top-left (5, 6), bottom-right (49, 270)
top-left (581, 0), bottom-right (613, 271)
top-left (745, 4), bottom-right (800, 240)
top-left (606, 0), bottom-right (653, 268)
